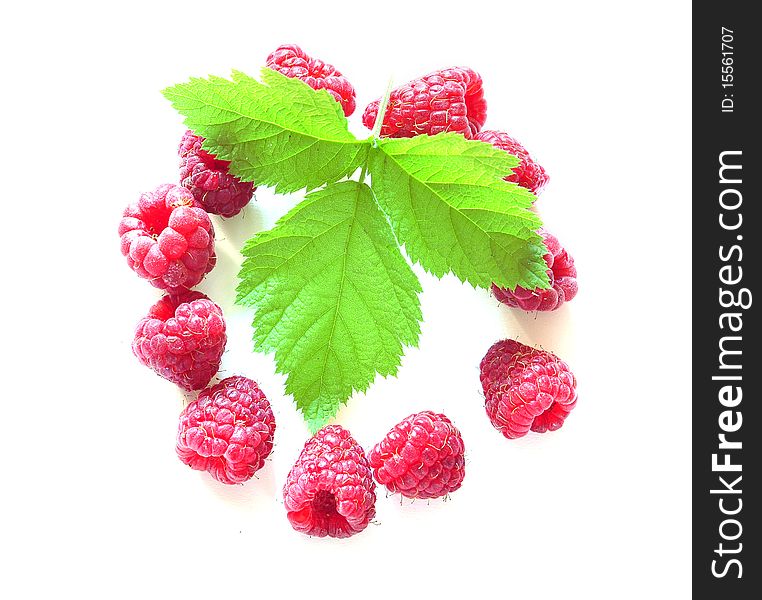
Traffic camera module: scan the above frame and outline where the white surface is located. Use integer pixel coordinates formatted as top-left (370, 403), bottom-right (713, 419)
top-left (2, 1), bottom-right (691, 598)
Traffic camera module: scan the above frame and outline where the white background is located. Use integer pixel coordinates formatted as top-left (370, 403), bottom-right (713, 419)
top-left (2, 1), bottom-right (691, 598)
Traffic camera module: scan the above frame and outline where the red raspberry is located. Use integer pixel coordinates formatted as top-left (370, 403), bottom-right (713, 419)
top-left (492, 229), bottom-right (578, 311)
top-left (480, 339), bottom-right (577, 439)
top-left (474, 130), bottom-right (550, 195)
top-left (176, 376), bottom-right (275, 484)
top-left (368, 411), bottom-right (465, 499)
top-left (283, 425), bottom-right (376, 538)
top-left (178, 131), bottom-right (256, 218)
top-left (132, 292), bottom-right (226, 391)
top-left (266, 44), bottom-right (356, 117)
top-left (118, 184), bottom-right (216, 292)
top-left (362, 67), bottom-right (487, 139)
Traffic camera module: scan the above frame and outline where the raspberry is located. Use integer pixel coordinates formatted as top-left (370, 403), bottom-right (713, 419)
top-left (118, 184), bottom-right (216, 292)
top-left (178, 131), bottom-right (256, 218)
top-left (362, 67), bottom-right (487, 139)
top-left (474, 130), bottom-right (550, 195)
top-left (492, 229), bottom-right (578, 311)
top-left (283, 425), bottom-right (376, 538)
top-left (132, 292), bottom-right (226, 391)
top-left (266, 44), bottom-right (356, 117)
top-left (368, 411), bottom-right (465, 499)
top-left (176, 376), bottom-right (276, 484)
top-left (480, 339), bottom-right (577, 439)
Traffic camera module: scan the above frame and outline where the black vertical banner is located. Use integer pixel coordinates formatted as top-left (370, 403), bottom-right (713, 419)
top-left (693, 2), bottom-right (759, 597)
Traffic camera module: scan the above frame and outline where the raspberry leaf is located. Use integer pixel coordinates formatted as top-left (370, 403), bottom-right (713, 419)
top-left (368, 134), bottom-right (550, 290)
top-left (236, 180), bottom-right (422, 431)
top-left (162, 68), bottom-right (369, 193)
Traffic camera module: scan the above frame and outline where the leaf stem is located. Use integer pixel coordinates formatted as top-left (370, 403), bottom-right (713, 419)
top-left (360, 77), bottom-right (394, 185)
top-left (370, 77), bottom-right (394, 144)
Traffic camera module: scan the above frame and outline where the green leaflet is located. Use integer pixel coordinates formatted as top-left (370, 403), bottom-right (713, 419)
top-left (236, 181), bottom-right (422, 431)
top-left (162, 68), bottom-right (369, 193)
top-left (368, 134), bottom-right (550, 290)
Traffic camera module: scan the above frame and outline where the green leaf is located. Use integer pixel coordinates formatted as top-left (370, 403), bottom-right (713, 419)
top-left (162, 68), bottom-right (370, 193)
top-left (368, 133), bottom-right (550, 290)
top-left (236, 180), bottom-right (422, 431)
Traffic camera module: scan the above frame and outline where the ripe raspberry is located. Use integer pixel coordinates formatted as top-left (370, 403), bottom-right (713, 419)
top-left (474, 130), bottom-right (550, 195)
top-left (266, 44), bottom-right (356, 116)
top-left (492, 229), bottom-right (578, 311)
top-left (283, 425), bottom-right (376, 538)
top-left (480, 339), bottom-right (577, 439)
top-left (178, 131), bottom-right (256, 218)
top-left (362, 67), bottom-right (487, 139)
top-left (132, 292), bottom-right (226, 391)
top-left (176, 376), bottom-right (276, 484)
top-left (118, 184), bottom-right (216, 292)
top-left (368, 411), bottom-right (465, 499)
